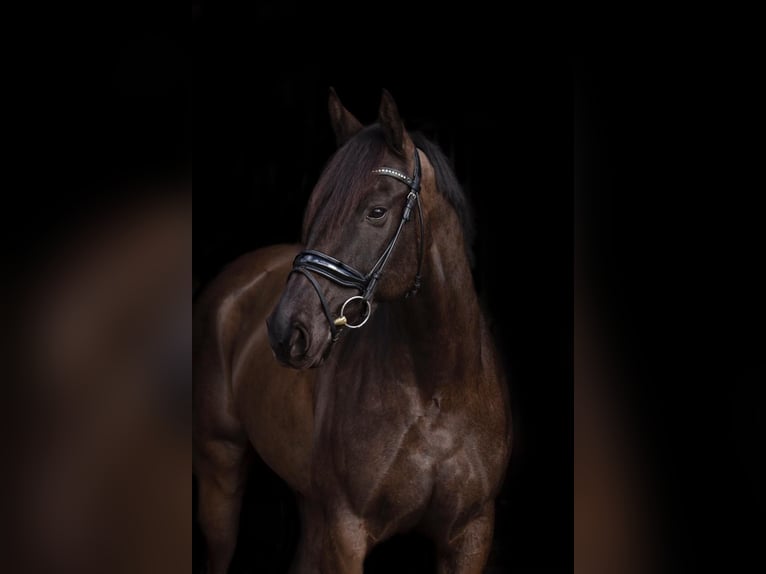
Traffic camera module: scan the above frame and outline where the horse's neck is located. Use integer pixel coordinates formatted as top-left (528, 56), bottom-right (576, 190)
top-left (323, 226), bottom-right (484, 408)
top-left (402, 238), bottom-right (484, 386)
top-left (334, 236), bottom-right (483, 400)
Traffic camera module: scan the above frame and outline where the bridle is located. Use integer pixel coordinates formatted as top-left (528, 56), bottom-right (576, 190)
top-left (291, 147), bottom-right (425, 341)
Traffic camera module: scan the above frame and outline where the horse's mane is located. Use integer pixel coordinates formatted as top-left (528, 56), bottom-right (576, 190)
top-left (409, 131), bottom-right (475, 265)
top-left (302, 125), bottom-right (475, 264)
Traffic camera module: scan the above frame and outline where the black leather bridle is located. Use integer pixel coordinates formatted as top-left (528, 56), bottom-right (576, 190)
top-left (291, 148), bottom-right (425, 341)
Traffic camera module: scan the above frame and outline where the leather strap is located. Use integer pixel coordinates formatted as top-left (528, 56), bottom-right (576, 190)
top-left (292, 250), bottom-right (368, 291)
top-left (291, 267), bottom-right (340, 340)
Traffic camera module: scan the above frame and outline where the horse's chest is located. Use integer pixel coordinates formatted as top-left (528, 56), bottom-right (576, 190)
top-left (327, 409), bottom-right (485, 536)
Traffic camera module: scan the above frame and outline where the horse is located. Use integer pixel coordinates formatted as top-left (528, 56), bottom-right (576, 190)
top-left (193, 88), bottom-right (512, 574)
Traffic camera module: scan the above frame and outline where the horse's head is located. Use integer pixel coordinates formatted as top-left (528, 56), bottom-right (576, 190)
top-left (267, 89), bottom-right (431, 369)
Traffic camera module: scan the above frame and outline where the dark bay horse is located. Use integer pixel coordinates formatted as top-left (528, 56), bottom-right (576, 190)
top-left (194, 89), bottom-right (512, 573)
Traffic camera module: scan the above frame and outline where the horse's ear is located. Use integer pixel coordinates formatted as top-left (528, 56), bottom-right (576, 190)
top-left (328, 87), bottom-right (363, 147)
top-left (378, 89), bottom-right (413, 157)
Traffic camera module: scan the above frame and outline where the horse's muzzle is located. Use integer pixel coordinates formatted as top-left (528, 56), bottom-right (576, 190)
top-left (267, 297), bottom-right (334, 370)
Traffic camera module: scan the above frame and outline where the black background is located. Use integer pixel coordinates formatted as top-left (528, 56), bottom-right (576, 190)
top-left (194, 4), bottom-right (571, 574)
top-left (577, 31), bottom-right (766, 572)
top-left (1, 5), bottom-right (189, 277)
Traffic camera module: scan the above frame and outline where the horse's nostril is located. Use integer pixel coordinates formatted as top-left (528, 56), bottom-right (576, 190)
top-left (289, 323), bottom-right (309, 359)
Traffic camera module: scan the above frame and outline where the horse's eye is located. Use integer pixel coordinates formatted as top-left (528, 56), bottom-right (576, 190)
top-left (367, 207), bottom-right (387, 220)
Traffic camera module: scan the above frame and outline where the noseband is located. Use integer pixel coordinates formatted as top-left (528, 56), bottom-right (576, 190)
top-left (291, 148), bottom-right (425, 341)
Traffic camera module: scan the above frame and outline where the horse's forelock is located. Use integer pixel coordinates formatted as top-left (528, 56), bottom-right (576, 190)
top-left (301, 126), bottom-right (386, 242)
